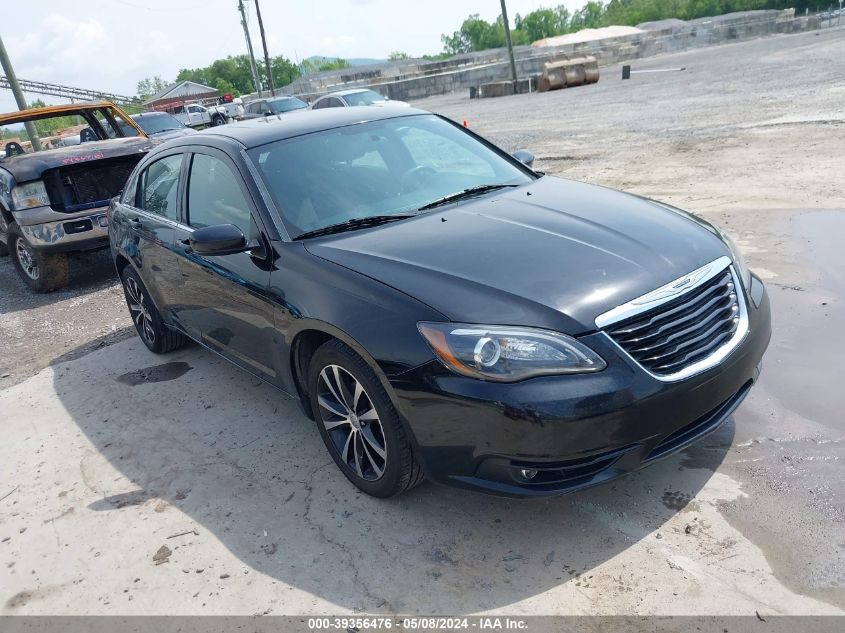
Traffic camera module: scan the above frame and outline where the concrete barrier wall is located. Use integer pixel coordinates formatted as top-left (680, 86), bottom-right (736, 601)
top-left (276, 12), bottom-right (820, 103)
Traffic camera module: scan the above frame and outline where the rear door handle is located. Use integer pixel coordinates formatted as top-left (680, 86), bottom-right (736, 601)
top-left (130, 217), bottom-right (142, 226)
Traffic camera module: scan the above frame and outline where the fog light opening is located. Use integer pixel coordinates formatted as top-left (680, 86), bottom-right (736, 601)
top-left (519, 468), bottom-right (538, 480)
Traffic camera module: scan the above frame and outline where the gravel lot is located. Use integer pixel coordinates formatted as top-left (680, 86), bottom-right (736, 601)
top-left (1, 27), bottom-right (843, 617)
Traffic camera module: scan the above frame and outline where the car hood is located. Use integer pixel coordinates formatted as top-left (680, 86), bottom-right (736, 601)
top-left (148, 128), bottom-right (195, 144)
top-left (304, 176), bottom-right (730, 334)
top-left (0, 137), bottom-right (151, 182)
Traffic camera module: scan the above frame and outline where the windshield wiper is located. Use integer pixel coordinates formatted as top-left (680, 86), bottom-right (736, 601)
top-left (294, 214), bottom-right (415, 240)
top-left (417, 184), bottom-right (519, 212)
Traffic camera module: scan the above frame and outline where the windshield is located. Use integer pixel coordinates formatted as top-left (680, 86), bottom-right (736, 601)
top-left (0, 106), bottom-right (134, 155)
top-left (133, 113), bottom-right (184, 134)
top-left (343, 90), bottom-right (388, 106)
top-left (248, 114), bottom-right (534, 238)
top-left (270, 98), bottom-right (308, 114)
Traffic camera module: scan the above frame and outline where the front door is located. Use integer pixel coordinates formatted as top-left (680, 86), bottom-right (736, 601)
top-left (118, 152), bottom-right (185, 317)
top-left (173, 148), bottom-right (279, 382)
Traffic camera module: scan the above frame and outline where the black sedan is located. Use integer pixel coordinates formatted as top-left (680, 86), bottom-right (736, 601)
top-left (108, 106), bottom-right (770, 498)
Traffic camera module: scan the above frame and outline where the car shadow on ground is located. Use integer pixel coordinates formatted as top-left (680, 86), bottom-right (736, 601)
top-left (52, 334), bottom-right (733, 613)
top-left (0, 249), bottom-right (118, 315)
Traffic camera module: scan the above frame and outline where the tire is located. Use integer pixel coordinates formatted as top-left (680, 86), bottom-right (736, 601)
top-left (120, 266), bottom-right (187, 354)
top-left (0, 238), bottom-right (8, 257)
top-left (308, 339), bottom-right (425, 498)
top-left (211, 114), bottom-right (226, 127)
top-left (8, 223), bottom-right (69, 292)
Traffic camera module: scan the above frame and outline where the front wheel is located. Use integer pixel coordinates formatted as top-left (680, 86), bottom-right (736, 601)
top-left (8, 224), bottom-right (69, 292)
top-left (120, 267), bottom-right (187, 354)
top-left (308, 340), bottom-right (425, 498)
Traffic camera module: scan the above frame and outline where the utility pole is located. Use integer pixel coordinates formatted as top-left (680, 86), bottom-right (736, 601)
top-left (499, 0), bottom-right (519, 93)
top-left (254, 0), bottom-right (275, 96)
top-left (0, 34), bottom-right (41, 150)
top-left (237, 0), bottom-right (263, 96)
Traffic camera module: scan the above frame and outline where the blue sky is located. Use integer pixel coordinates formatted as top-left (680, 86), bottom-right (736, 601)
top-left (1, 0), bottom-right (581, 111)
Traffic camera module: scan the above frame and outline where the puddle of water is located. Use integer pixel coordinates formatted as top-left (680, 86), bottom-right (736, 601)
top-left (117, 362), bottom-right (192, 386)
top-left (759, 210), bottom-right (845, 432)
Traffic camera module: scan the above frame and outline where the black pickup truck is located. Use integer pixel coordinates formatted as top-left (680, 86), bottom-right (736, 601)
top-left (0, 101), bottom-right (151, 292)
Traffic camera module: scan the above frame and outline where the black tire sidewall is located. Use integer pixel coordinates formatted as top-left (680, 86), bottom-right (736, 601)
top-left (121, 267), bottom-right (169, 354)
top-left (308, 341), bottom-right (408, 498)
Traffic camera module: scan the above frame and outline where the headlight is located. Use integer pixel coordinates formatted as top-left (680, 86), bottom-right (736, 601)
top-left (719, 231), bottom-right (752, 292)
top-left (418, 322), bottom-right (606, 382)
top-left (11, 180), bottom-right (50, 210)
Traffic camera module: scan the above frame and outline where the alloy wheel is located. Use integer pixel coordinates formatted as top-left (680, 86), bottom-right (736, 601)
top-left (15, 238), bottom-right (39, 280)
top-left (124, 276), bottom-right (156, 345)
top-left (317, 364), bottom-right (387, 481)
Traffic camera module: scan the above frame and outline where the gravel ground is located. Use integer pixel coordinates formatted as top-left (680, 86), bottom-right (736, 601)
top-left (1, 26), bottom-right (843, 616)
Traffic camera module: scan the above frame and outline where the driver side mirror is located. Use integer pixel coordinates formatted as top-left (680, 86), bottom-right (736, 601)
top-left (511, 149), bottom-right (535, 168)
top-left (189, 223), bottom-right (251, 256)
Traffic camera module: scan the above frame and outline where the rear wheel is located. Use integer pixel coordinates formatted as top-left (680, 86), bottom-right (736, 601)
top-left (9, 224), bottom-right (69, 292)
top-left (120, 266), bottom-right (187, 354)
top-left (308, 340), bottom-right (425, 498)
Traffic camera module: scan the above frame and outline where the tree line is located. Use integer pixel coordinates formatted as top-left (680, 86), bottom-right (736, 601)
top-left (136, 55), bottom-right (354, 100)
top-left (441, 0), bottom-right (814, 54)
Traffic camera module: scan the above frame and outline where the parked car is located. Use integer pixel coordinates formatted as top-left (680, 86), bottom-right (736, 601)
top-left (311, 89), bottom-right (409, 109)
top-left (243, 96), bottom-right (309, 119)
top-left (1, 101), bottom-right (150, 292)
top-left (172, 103), bottom-right (228, 128)
top-left (130, 112), bottom-right (195, 143)
top-left (109, 107), bottom-right (770, 498)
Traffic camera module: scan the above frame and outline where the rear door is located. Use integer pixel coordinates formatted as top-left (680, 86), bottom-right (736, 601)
top-left (117, 152), bottom-right (186, 316)
top-left (171, 148), bottom-right (279, 381)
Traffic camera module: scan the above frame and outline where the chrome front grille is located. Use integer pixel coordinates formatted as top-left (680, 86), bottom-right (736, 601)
top-left (602, 261), bottom-right (746, 379)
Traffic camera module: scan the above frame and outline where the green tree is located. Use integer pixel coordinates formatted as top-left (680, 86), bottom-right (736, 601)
top-left (388, 51), bottom-right (411, 61)
top-left (136, 75), bottom-right (169, 99)
top-left (570, 1), bottom-right (605, 29)
top-left (441, 14), bottom-right (507, 54)
top-left (270, 55), bottom-right (301, 86)
top-left (515, 8), bottom-right (565, 42)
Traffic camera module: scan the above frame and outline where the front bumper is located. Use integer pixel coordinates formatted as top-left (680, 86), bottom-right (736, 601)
top-left (389, 276), bottom-right (771, 497)
top-left (16, 208), bottom-right (110, 253)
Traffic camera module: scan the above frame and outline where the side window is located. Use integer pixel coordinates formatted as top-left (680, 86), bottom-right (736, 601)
top-left (187, 154), bottom-right (252, 236)
top-left (139, 155), bottom-right (182, 220)
top-left (92, 109), bottom-right (118, 138)
top-left (327, 98), bottom-right (343, 108)
top-left (139, 154), bottom-right (182, 220)
top-left (312, 99), bottom-right (325, 110)
top-left (259, 101), bottom-right (271, 114)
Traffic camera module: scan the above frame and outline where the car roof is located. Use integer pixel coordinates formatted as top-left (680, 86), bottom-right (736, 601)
top-left (329, 88), bottom-right (379, 97)
top-left (188, 106), bottom-right (430, 149)
top-left (0, 100), bottom-right (117, 125)
top-left (132, 111), bottom-right (173, 118)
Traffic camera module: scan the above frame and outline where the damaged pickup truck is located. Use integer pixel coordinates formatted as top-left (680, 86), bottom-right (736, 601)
top-left (0, 101), bottom-right (151, 291)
